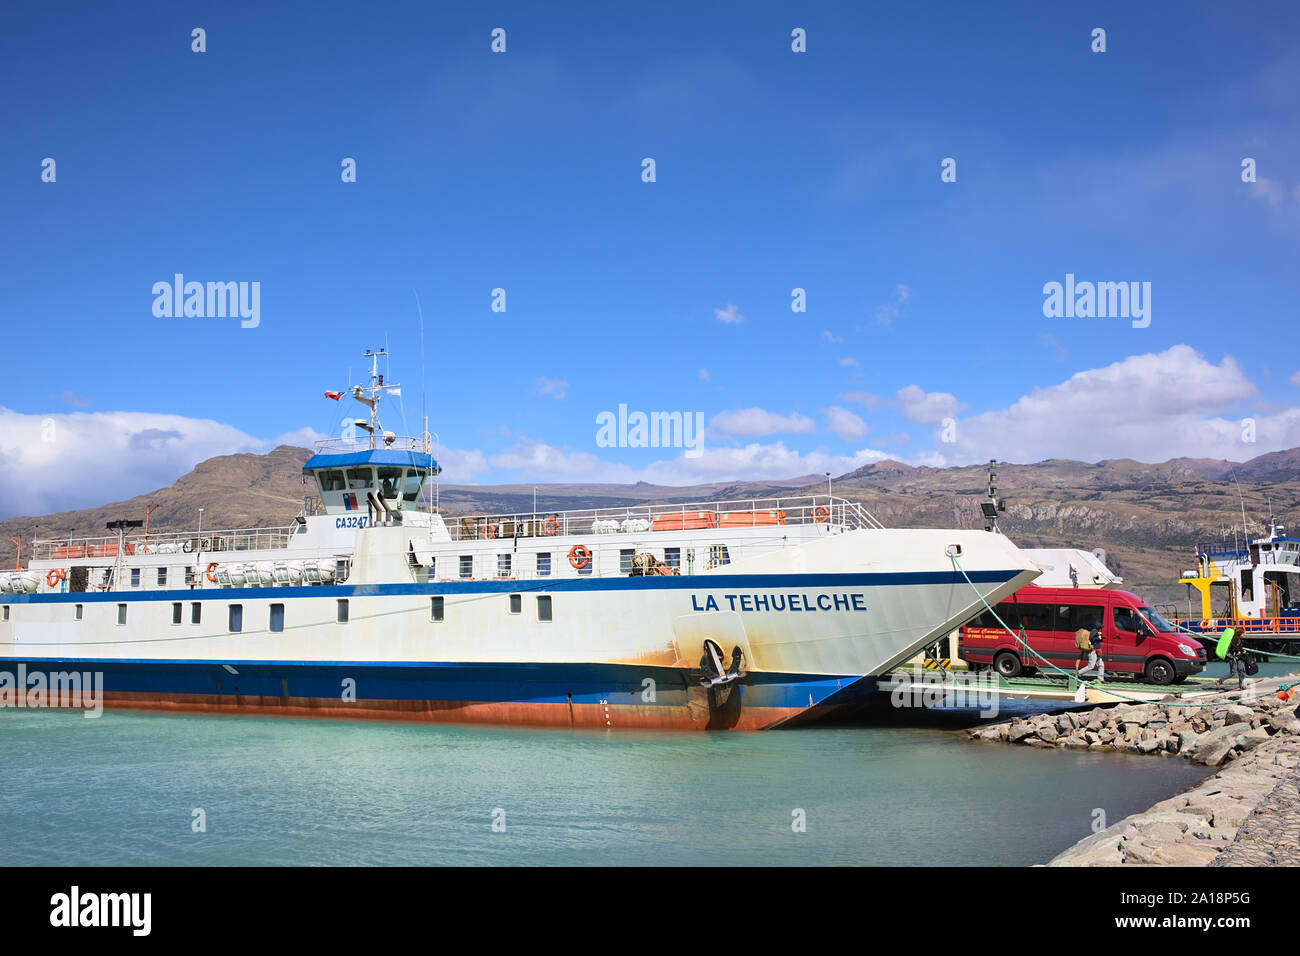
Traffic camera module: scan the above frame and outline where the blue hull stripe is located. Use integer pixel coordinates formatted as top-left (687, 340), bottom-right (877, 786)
top-left (0, 658), bottom-right (874, 710)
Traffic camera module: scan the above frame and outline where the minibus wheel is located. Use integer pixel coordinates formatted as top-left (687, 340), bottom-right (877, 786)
top-left (994, 651), bottom-right (1022, 678)
top-left (1144, 658), bottom-right (1174, 685)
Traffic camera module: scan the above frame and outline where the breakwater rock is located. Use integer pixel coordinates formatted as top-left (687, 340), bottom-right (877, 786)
top-left (964, 676), bottom-right (1300, 866)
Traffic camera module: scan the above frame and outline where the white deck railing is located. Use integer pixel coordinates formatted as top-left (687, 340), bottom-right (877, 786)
top-left (33, 525), bottom-right (298, 561)
top-left (442, 495), bottom-right (883, 542)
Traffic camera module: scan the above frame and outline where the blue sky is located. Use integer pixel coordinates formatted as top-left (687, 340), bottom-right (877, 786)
top-left (2, 1), bottom-right (1299, 516)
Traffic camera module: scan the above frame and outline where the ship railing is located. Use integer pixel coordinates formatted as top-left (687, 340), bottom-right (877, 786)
top-left (33, 525), bottom-right (298, 562)
top-left (313, 436), bottom-right (429, 453)
top-left (440, 494), bottom-right (884, 542)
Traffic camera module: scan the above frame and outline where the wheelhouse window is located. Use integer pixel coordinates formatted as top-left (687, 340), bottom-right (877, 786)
top-left (537, 595), bottom-right (553, 622)
top-left (536, 552), bottom-right (551, 577)
top-left (430, 596), bottom-right (444, 622)
top-left (345, 467), bottom-right (372, 490)
top-left (402, 471), bottom-right (424, 505)
top-left (336, 599), bottom-right (349, 623)
top-left (229, 604), bottom-right (243, 632)
top-left (320, 469), bottom-right (346, 492)
top-left (377, 466), bottom-right (403, 500)
top-left (172, 602), bottom-right (182, 625)
top-left (459, 555), bottom-right (473, 579)
top-left (269, 603), bottom-right (284, 633)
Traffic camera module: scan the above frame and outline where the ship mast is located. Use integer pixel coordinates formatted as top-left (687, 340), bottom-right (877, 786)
top-left (351, 348), bottom-right (399, 449)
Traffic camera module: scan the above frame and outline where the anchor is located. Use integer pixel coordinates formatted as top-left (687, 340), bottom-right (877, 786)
top-left (699, 638), bottom-right (746, 687)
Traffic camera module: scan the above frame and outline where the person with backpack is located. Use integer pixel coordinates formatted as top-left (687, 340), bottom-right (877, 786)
top-left (1217, 632), bottom-right (1250, 690)
top-left (1074, 626), bottom-right (1093, 677)
top-left (1078, 625), bottom-right (1105, 682)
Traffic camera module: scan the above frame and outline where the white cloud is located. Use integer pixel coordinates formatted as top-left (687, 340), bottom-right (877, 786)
top-left (1290, 369), bottom-right (1300, 387)
top-left (714, 303), bottom-right (745, 325)
top-left (698, 368), bottom-right (711, 381)
top-left (535, 377), bottom-right (569, 399)
top-left (708, 407), bottom-right (816, 438)
top-left (897, 385), bottom-right (965, 423)
top-left (839, 357), bottom-right (859, 367)
top-left (825, 406), bottom-right (869, 442)
top-left (822, 330), bottom-right (842, 343)
top-left (895, 283), bottom-right (912, 304)
top-left (638, 442), bottom-right (894, 485)
top-left (932, 345), bottom-right (1300, 464)
top-left (0, 409), bottom-right (271, 519)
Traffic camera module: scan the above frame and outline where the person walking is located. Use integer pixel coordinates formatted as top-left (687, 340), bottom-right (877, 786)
top-left (1078, 625), bottom-right (1106, 682)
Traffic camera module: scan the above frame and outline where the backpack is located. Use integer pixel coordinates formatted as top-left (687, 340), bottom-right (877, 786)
top-left (1074, 628), bottom-right (1092, 652)
top-left (1245, 654), bottom-right (1259, 676)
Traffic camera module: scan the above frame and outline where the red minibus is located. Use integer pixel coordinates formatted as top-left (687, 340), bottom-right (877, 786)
top-left (959, 586), bottom-right (1207, 685)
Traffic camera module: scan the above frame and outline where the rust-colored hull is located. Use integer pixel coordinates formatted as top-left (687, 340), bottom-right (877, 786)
top-left (90, 689), bottom-right (809, 731)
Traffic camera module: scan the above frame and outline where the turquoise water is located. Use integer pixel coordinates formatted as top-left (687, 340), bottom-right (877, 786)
top-left (0, 708), bottom-right (1209, 866)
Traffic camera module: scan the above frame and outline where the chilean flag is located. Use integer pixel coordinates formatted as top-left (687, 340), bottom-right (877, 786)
top-left (344, 493), bottom-right (358, 510)
top-left (325, 390), bottom-right (343, 401)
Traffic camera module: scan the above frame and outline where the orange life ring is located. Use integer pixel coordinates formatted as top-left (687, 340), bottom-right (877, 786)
top-left (45, 568), bottom-right (66, 588)
top-left (568, 544), bottom-right (591, 570)
top-left (544, 518), bottom-right (559, 536)
top-left (813, 505), bottom-right (830, 523)
top-left (480, 523), bottom-right (496, 540)
top-left (206, 562), bottom-right (219, 583)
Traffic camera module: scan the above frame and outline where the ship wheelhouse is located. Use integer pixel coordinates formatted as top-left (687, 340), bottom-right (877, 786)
top-left (304, 445), bottom-right (440, 521)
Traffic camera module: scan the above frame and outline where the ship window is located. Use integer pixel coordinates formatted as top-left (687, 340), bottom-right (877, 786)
top-left (620, 549), bottom-right (635, 574)
top-left (346, 467), bottom-right (372, 490)
top-left (185, 567), bottom-right (197, 586)
top-left (320, 470), bottom-right (346, 492)
top-left (172, 602), bottom-right (182, 625)
top-left (191, 602), bottom-right (202, 624)
top-left (498, 553), bottom-right (512, 577)
top-left (402, 471), bottom-right (423, 503)
top-left (536, 552), bottom-right (551, 577)
top-left (228, 604), bottom-right (242, 632)
top-left (509, 593), bottom-right (521, 614)
top-left (2, 605), bottom-right (9, 622)
top-left (130, 568), bottom-right (141, 587)
top-left (336, 599), bottom-right (349, 623)
top-left (707, 544), bottom-right (730, 568)
top-left (74, 604), bottom-right (83, 621)
top-left (664, 547), bottom-right (681, 570)
top-left (158, 567), bottom-right (168, 587)
top-left (459, 555), bottom-right (473, 579)
top-left (430, 596), bottom-right (444, 622)
top-left (537, 595), bottom-right (552, 622)
top-left (117, 603), bottom-right (127, 625)
top-left (377, 467), bottom-right (403, 499)
top-left (270, 603), bottom-right (284, 632)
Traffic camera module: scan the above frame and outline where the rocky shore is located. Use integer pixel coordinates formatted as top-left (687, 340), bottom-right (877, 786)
top-left (966, 677), bottom-right (1300, 866)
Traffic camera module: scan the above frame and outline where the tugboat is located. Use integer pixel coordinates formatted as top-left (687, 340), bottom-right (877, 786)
top-left (1177, 522), bottom-right (1300, 651)
top-left (0, 349), bottom-right (1041, 729)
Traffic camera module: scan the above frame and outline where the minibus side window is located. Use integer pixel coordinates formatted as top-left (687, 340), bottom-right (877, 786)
top-left (1114, 606), bottom-right (1140, 638)
top-left (1016, 603), bottom-right (1053, 631)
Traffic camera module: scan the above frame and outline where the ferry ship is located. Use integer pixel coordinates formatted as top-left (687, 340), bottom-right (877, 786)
top-left (1177, 523), bottom-right (1300, 647)
top-left (0, 351), bottom-right (1040, 729)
